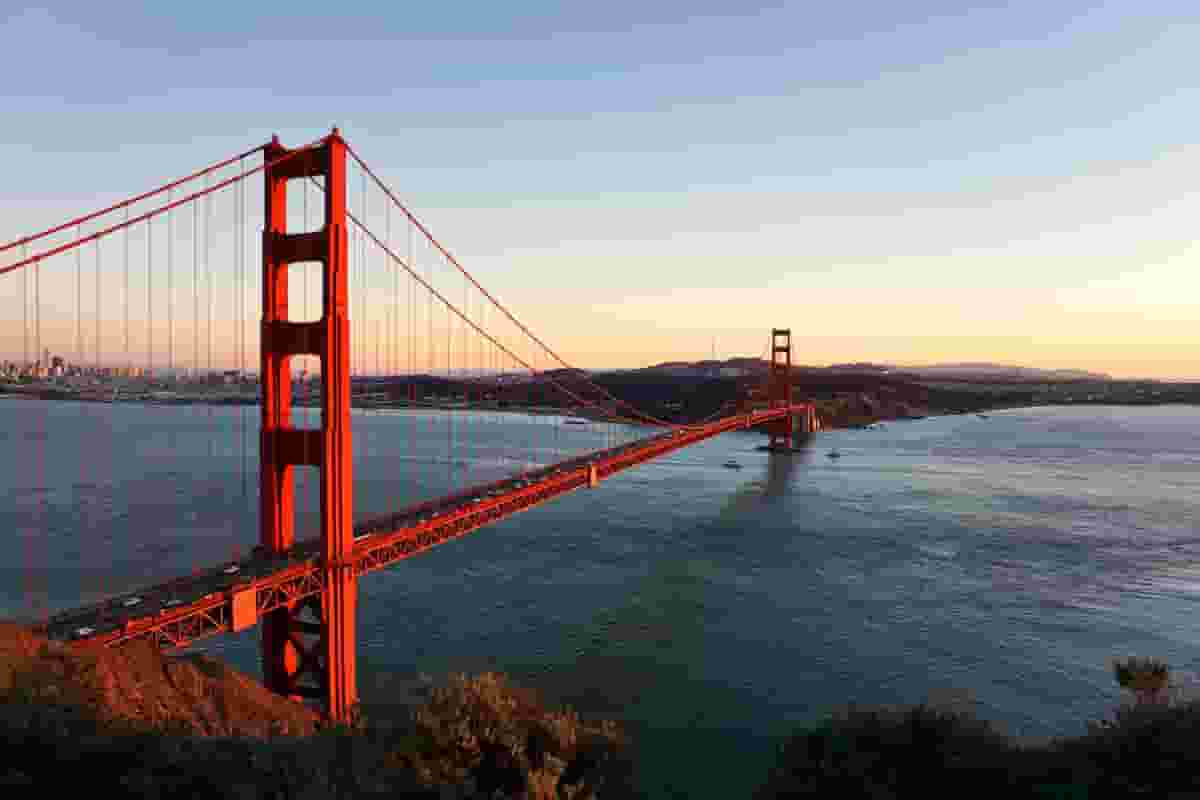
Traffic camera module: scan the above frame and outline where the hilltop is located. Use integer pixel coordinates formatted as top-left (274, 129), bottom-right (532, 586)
top-left (0, 622), bottom-right (633, 798)
top-left (634, 358), bottom-right (1111, 382)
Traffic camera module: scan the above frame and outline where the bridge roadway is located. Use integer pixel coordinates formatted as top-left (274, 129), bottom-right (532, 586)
top-left (39, 406), bottom-right (806, 651)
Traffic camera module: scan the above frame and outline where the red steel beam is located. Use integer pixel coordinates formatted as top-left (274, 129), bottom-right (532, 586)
top-left (53, 405), bottom-right (809, 653)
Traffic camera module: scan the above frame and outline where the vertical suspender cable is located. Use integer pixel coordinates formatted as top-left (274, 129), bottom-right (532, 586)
top-left (360, 168), bottom-right (367, 385)
top-left (124, 207), bottom-right (130, 373)
top-left (386, 203), bottom-right (394, 518)
top-left (167, 190), bottom-right (173, 378)
top-left (390, 203), bottom-right (397, 379)
top-left (19, 247), bottom-right (28, 615)
top-left (76, 229), bottom-right (89, 605)
top-left (206, 174), bottom-right (214, 460)
top-left (239, 158), bottom-right (247, 506)
top-left (94, 239), bottom-right (100, 371)
top-left (34, 241), bottom-right (45, 620)
top-left (460, 280), bottom-right (466, 488)
top-left (193, 199), bottom-right (199, 382)
top-left (35, 247), bottom-right (40, 372)
top-left (446, 267), bottom-right (452, 491)
top-left (429, 237), bottom-right (437, 495)
top-left (408, 218), bottom-right (415, 506)
top-left (147, 217), bottom-right (153, 372)
top-left (22, 244), bottom-right (28, 368)
top-left (76, 226), bottom-right (82, 366)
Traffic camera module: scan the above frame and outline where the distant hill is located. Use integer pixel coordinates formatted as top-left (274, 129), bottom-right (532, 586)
top-left (893, 363), bottom-right (1111, 382)
top-left (635, 359), bottom-right (1110, 383)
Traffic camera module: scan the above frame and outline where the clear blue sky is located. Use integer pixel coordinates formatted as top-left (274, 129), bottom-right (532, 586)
top-left (3, 2), bottom-right (1198, 377)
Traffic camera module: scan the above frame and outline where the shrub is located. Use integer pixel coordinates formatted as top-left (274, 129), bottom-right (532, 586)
top-left (390, 672), bottom-right (633, 799)
top-left (754, 703), bottom-right (1018, 799)
top-left (1112, 656), bottom-right (1170, 707)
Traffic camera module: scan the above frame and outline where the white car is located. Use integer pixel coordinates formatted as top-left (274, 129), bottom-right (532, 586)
top-left (223, 564), bottom-right (240, 575)
top-left (122, 597), bottom-right (142, 608)
top-left (73, 626), bottom-right (95, 639)
top-left (161, 598), bottom-right (183, 609)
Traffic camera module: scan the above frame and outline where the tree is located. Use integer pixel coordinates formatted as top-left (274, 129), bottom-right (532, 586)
top-left (1112, 656), bottom-right (1170, 707)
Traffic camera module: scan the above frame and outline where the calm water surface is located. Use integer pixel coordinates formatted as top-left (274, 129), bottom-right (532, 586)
top-left (3, 400), bottom-right (1200, 797)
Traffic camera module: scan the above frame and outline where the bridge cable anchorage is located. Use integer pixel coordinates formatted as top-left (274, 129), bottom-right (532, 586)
top-left (341, 144), bottom-right (682, 430)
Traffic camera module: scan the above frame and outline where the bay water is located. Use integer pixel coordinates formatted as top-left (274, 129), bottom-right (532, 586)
top-left (3, 399), bottom-right (1199, 796)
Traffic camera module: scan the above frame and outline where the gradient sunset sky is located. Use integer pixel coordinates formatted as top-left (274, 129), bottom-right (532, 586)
top-left (2, 2), bottom-right (1198, 379)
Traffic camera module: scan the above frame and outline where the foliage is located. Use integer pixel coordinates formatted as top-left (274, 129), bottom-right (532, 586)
top-left (756, 662), bottom-right (1200, 799)
top-left (1112, 656), bottom-right (1169, 691)
top-left (386, 672), bottom-right (634, 799)
top-left (0, 647), bottom-right (632, 799)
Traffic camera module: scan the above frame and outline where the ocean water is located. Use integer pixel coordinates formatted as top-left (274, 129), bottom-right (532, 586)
top-left (3, 400), bottom-right (1200, 796)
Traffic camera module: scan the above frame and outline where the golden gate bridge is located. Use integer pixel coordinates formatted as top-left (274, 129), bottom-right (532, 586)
top-left (1, 128), bottom-right (814, 722)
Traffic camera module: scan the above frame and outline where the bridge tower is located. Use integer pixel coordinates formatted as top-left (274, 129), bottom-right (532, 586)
top-left (768, 328), bottom-right (794, 450)
top-left (260, 130), bottom-right (357, 722)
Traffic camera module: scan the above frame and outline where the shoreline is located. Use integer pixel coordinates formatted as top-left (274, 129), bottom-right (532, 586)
top-left (2, 384), bottom-right (1197, 432)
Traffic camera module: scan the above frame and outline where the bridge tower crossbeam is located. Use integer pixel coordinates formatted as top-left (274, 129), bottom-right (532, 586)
top-left (259, 129), bottom-right (356, 722)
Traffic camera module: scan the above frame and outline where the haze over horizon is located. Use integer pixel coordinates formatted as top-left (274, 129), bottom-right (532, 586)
top-left (2, 2), bottom-right (1198, 381)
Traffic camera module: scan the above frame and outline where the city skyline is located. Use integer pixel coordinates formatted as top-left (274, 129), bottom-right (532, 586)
top-left (2, 3), bottom-right (1198, 380)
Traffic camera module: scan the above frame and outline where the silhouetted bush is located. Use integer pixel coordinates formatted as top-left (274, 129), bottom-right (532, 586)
top-left (1111, 656), bottom-right (1170, 707)
top-left (753, 703), bottom-right (1020, 799)
top-left (755, 669), bottom-right (1200, 799)
top-left (0, 635), bottom-right (632, 799)
top-left (386, 672), bottom-right (635, 799)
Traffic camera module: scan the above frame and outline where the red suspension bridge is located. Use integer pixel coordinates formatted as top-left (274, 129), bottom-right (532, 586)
top-left (1, 129), bottom-right (815, 723)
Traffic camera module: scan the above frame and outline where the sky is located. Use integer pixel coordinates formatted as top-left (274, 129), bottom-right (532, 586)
top-left (2, 1), bottom-right (1199, 379)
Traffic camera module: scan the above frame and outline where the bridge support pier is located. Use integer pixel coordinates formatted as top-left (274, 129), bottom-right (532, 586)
top-left (260, 130), bottom-right (356, 723)
top-left (766, 328), bottom-right (796, 451)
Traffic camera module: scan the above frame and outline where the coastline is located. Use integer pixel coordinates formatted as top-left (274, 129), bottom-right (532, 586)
top-left (3, 380), bottom-right (1196, 433)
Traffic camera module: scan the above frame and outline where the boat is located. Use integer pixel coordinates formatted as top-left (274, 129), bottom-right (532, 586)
top-left (722, 460), bottom-right (741, 470)
top-left (977, 414), bottom-right (989, 419)
top-left (564, 418), bottom-right (589, 425)
top-left (827, 450), bottom-right (841, 459)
